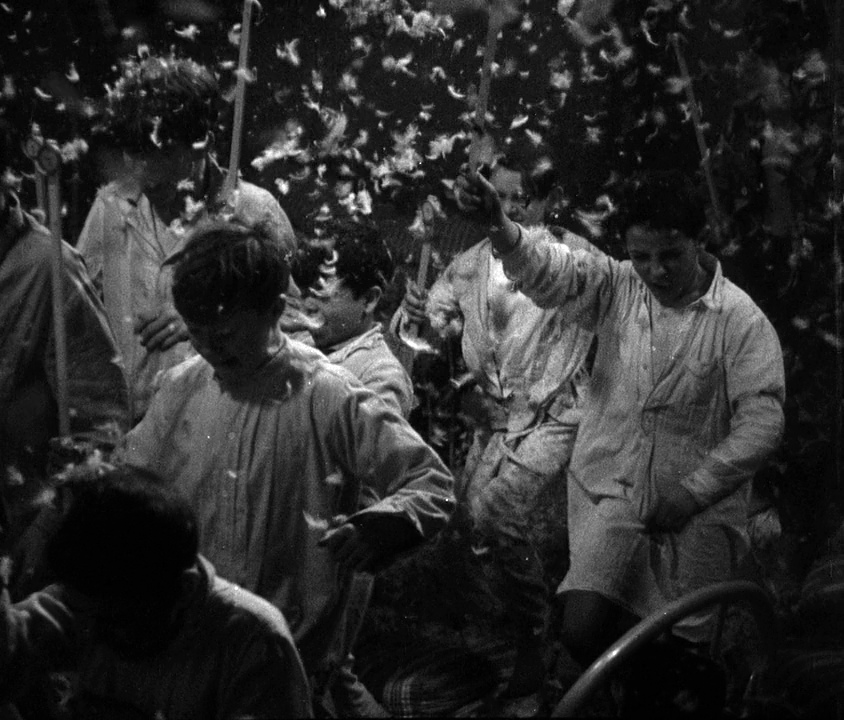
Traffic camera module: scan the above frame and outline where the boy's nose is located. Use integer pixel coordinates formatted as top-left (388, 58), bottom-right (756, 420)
top-left (650, 262), bottom-right (668, 281)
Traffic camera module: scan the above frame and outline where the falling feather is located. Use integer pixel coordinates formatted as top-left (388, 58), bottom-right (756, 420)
top-left (276, 39), bottom-right (301, 66)
top-left (174, 24), bottom-right (200, 40)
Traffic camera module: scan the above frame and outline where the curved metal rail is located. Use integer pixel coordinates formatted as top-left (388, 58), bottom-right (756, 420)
top-left (552, 580), bottom-right (778, 717)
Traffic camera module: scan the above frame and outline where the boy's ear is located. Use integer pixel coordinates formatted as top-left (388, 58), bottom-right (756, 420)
top-left (172, 565), bottom-right (202, 612)
top-left (364, 286), bottom-right (382, 313)
top-left (273, 293), bottom-right (287, 317)
top-left (546, 185), bottom-right (566, 213)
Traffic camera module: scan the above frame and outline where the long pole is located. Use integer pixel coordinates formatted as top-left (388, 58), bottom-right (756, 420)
top-left (408, 201), bottom-right (436, 339)
top-left (832, 0), bottom-right (843, 501)
top-left (223, 0), bottom-right (257, 199)
top-left (45, 159), bottom-right (70, 438)
top-left (671, 34), bottom-right (724, 244)
top-left (468, 15), bottom-right (504, 172)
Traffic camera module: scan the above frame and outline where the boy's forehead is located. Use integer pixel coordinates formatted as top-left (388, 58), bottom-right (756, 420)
top-left (186, 309), bottom-right (249, 332)
top-left (491, 166), bottom-right (525, 192)
top-left (625, 224), bottom-right (691, 248)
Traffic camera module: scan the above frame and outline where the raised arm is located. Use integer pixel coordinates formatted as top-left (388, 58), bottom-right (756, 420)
top-left (457, 169), bottom-right (618, 329)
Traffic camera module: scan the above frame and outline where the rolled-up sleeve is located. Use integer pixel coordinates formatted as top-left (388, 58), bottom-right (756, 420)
top-left (503, 225), bottom-right (618, 331)
top-left (327, 385), bottom-right (455, 540)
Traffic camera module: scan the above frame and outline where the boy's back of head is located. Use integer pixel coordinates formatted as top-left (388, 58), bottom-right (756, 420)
top-left (299, 217), bottom-right (394, 300)
top-left (169, 219), bottom-right (291, 325)
top-left (613, 169), bottom-right (707, 241)
top-left (47, 462), bottom-right (198, 603)
top-left (100, 55), bottom-right (219, 155)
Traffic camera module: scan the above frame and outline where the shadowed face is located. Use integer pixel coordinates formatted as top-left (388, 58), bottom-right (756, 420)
top-left (625, 225), bottom-right (707, 308)
top-left (303, 274), bottom-right (374, 351)
top-left (136, 140), bottom-right (207, 220)
top-left (185, 307), bottom-right (284, 382)
top-left (491, 166), bottom-right (549, 226)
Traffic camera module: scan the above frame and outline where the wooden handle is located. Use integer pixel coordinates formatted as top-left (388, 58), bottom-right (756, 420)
top-left (47, 173), bottom-right (70, 437)
top-left (468, 16), bottom-right (503, 172)
top-left (671, 34), bottom-right (724, 242)
top-left (224, 0), bottom-right (257, 199)
top-left (408, 202), bottom-right (437, 338)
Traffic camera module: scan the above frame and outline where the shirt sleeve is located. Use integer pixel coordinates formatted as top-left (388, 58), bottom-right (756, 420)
top-left (681, 312), bottom-right (786, 508)
top-left (0, 586), bottom-right (78, 701)
top-left (48, 243), bottom-right (131, 439)
top-left (262, 198), bottom-right (297, 257)
top-left (216, 620), bottom-right (313, 719)
top-left (234, 185), bottom-right (297, 258)
top-left (322, 380), bottom-right (454, 542)
top-left (355, 355), bottom-right (415, 420)
top-left (502, 224), bottom-right (620, 332)
top-left (75, 193), bottom-right (106, 297)
top-left (117, 366), bottom-right (178, 468)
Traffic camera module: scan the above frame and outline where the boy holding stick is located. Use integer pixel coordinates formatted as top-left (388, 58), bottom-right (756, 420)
top-left (394, 144), bottom-right (596, 697)
top-left (77, 55), bottom-right (296, 423)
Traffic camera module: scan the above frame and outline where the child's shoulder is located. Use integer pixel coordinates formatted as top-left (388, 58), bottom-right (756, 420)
top-left (159, 353), bottom-right (212, 389)
top-left (285, 337), bottom-right (361, 389)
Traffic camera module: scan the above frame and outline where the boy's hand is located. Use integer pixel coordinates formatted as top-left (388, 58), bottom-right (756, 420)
top-left (402, 280), bottom-right (429, 326)
top-left (318, 517), bottom-right (378, 574)
top-left (318, 515), bottom-right (421, 574)
top-left (453, 166), bottom-right (506, 227)
top-left (646, 484), bottom-right (700, 533)
top-left (135, 307), bottom-right (189, 351)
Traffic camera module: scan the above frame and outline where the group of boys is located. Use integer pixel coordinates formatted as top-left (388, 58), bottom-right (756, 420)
top-left (0, 51), bottom-right (785, 719)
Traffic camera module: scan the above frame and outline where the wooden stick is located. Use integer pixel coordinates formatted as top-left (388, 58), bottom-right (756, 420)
top-left (223, 0), bottom-right (257, 199)
top-left (469, 15), bottom-right (504, 172)
top-left (416, 202), bottom-right (436, 287)
top-left (671, 34), bottom-right (724, 243)
top-left (408, 201), bottom-right (437, 339)
top-left (34, 173), bottom-right (46, 218)
top-left (46, 171), bottom-right (70, 438)
top-left (831, 0), bottom-right (843, 495)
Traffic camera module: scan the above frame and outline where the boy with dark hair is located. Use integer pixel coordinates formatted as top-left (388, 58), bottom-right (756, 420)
top-left (292, 217), bottom-right (414, 715)
top-left (0, 462), bottom-right (313, 719)
top-left (121, 219), bottom-right (454, 713)
top-left (77, 54), bottom-right (296, 421)
top-left (0, 118), bottom-right (129, 592)
top-left (293, 217), bottom-right (414, 418)
top-left (393, 146), bottom-right (596, 697)
top-left (461, 166), bottom-right (785, 672)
